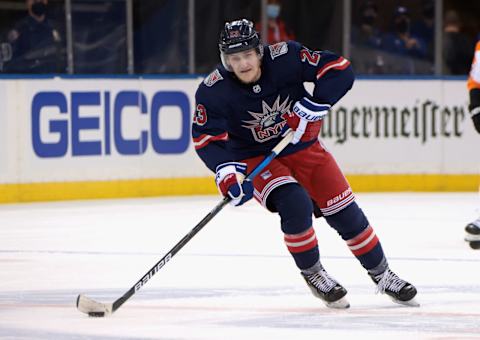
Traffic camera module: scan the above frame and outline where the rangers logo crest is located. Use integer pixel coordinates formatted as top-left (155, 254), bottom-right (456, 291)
top-left (241, 95), bottom-right (292, 143)
top-left (269, 42), bottom-right (288, 60)
top-left (204, 69), bottom-right (223, 87)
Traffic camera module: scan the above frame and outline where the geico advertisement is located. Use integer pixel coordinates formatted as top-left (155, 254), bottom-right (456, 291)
top-left (31, 89), bottom-right (188, 157)
top-left (3, 78), bottom-right (212, 183)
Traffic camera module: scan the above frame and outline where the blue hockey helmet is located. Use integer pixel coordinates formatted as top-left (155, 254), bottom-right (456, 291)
top-left (219, 19), bottom-right (263, 71)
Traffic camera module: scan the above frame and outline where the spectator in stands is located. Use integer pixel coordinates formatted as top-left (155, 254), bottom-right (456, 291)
top-left (383, 6), bottom-right (427, 60)
top-left (411, 0), bottom-right (435, 62)
top-left (256, 0), bottom-right (295, 44)
top-left (352, 1), bottom-right (382, 49)
top-left (443, 10), bottom-right (474, 75)
top-left (350, 1), bottom-right (386, 74)
top-left (382, 6), bottom-right (428, 74)
top-left (4, 0), bottom-right (64, 73)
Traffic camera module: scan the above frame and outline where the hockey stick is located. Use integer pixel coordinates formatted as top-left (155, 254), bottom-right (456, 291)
top-left (76, 130), bottom-right (294, 317)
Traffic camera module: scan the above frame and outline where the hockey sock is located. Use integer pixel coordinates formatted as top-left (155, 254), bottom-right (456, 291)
top-left (268, 183), bottom-right (320, 269)
top-left (284, 226), bottom-right (320, 269)
top-left (346, 224), bottom-right (385, 269)
top-left (326, 202), bottom-right (386, 270)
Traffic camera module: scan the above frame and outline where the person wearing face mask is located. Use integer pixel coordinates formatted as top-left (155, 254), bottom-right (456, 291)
top-left (353, 1), bottom-right (382, 48)
top-left (411, 0), bottom-right (434, 61)
top-left (4, 0), bottom-right (64, 73)
top-left (382, 6), bottom-right (428, 73)
top-left (443, 10), bottom-right (475, 75)
top-left (350, 1), bottom-right (385, 74)
top-left (255, 0), bottom-right (295, 44)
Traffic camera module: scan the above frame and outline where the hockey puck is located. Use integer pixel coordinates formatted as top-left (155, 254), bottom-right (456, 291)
top-left (88, 312), bottom-right (105, 317)
top-left (469, 241), bottom-right (480, 250)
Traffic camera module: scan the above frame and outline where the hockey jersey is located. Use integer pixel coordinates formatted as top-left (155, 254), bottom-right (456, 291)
top-left (468, 40), bottom-right (480, 91)
top-left (192, 41), bottom-right (354, 172)
top-left (468, 40), bottom-right (480, 133)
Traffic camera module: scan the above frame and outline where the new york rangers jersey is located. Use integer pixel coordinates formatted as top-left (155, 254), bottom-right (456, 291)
top-left (192, 41), bottom-right (354, 172)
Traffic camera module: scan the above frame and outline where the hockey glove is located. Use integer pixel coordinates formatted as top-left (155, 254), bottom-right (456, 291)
top-left (470, 89), bottom-right (480, 134)
top-left (472, 107), bottom-right (480, 134)
top-left (215, 162), bottom-right (254, 206)
top-left (282, 97), bottom-right (330, 144)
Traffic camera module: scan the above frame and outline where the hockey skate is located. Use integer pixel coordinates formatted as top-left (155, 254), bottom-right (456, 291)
top-left (301, 269), bottom-right (349, 309)
top-left (370, 268), bottom-right (419, 307)
top-left (465, 221), bottom-right (480, 250)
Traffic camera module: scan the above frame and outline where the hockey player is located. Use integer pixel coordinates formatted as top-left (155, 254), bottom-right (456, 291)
top-left (465, 39), bottom-right (480, 249)
top-left (192, 19), bottom-right (418, 308)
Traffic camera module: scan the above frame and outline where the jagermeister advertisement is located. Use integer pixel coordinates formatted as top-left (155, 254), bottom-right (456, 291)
top-left (315, 80), bottom-right (479, 174)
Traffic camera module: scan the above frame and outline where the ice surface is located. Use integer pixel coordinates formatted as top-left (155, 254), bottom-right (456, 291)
top-left (0, 193), bottom-right (479, 339)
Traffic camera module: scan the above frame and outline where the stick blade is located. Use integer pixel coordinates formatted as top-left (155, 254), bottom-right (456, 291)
top-left (76, 294), bottom-right (113, 317)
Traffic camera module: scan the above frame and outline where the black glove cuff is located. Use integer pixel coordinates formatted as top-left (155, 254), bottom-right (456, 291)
top-left (470, 89), bottom-right (480, 134)
top-left (472, 114), bottom-right (480, 134)
top-left (469, 88), bottom-right (480, 111)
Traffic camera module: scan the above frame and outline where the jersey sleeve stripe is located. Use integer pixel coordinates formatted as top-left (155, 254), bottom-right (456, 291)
top-left (316, 57), bottom-right (351, 80)
top-left (193, 132), bottom-right (229, 150)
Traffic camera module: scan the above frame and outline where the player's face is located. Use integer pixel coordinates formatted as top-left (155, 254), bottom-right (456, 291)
top-left (226, 49), bottom-right (261, 84)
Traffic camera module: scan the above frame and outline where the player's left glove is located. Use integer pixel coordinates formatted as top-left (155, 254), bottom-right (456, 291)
top-left (282, 97), bottom-right (330, 144)
top-left (472, 108), bottom-right (480, 134)
top-left (215, 162), bottom-right (254, 206)
top-left (470, 89), bottom-right (480, 134)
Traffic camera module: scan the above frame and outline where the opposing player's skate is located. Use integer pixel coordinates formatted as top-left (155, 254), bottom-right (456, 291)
top-left (370, 268), bottom-right (419, 307)
top-left (465, 221), bottom-right (480, 249)
top-left (302, 269), bottom-right (349, 309)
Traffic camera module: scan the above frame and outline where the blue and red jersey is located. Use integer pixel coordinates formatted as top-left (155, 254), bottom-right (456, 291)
top-left (192, 41), bottom-right (354, 172)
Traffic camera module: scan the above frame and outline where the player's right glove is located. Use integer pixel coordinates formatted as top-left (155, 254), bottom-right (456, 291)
top-left (282, 97), bottom-right (330, 144)
top-left (215, 162), bottom-right (254, 206)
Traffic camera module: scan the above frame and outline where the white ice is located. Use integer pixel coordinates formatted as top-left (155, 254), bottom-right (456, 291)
top-left (0, 193), bottom-right (479, 340)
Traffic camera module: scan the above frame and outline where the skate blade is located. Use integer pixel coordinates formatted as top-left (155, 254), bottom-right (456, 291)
top-left (325, 297), bottom-right (350, 309)
top-left (464, 234), bottom-right (480, 242)
top-left (390, 296), bottom-right (420, 307)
